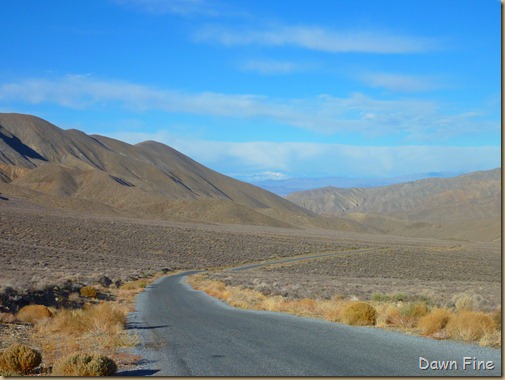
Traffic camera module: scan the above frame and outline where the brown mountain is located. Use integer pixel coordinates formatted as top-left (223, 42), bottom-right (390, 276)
top-left (0, 112), bottom-right (322, 228)
top-left (286, 169), bottom-right (501, 241)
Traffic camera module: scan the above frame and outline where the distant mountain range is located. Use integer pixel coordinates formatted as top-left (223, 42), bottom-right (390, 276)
top-left (251, 172), bottom-right (467, 196)
top-left (0, 112), bottom-right (500, 241)
top-left (286, 168), bottom-right (501, 241)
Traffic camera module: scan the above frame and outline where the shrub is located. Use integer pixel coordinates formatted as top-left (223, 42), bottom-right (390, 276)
top-left (400, 302), bottom-right (429, 318)
top-left (491, 308), bottom-right (501, 330)
top-left (342, 302), bottom-right (377, 326)
top-left (418, 308), bottom-right (452, 335)
top-left (80, 286), bottom-right (98, 298)
top-left (0, 344), bottom-right (42, 373)
top-left (372, 293), bottom-right (391, 302)
top-left (446, 311), bottom-right (495, 341)
top-left (52, 353), bottom-right (117, 376)
top-left (16, 305), bottom-right (52, 324)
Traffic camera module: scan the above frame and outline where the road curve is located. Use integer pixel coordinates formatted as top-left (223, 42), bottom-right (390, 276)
top-left (125, 272), bottom-right (501, 376)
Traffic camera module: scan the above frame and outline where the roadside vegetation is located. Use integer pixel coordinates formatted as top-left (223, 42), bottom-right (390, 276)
top-left (187, 274), bottom-right (501, 348)
top-left (0, 272), bottom-right (165, 376)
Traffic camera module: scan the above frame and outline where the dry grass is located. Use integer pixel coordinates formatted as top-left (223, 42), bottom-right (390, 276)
top-left (0, 343), bottom-right (42, 374)
top-left (446, 311), bottom-right (496, 342)
top-left (52, 353), bottom-right (117, 376)
top-left (341, 302), bottom-right (377, 326)
top-left (188, 274), bottom-right (501, 347)
top-left (79, 286), bottom-right (98, 298)
top-left (418, 308), bottom-right (453, 336)
top-left (16, 305), bottom-right (53, 325)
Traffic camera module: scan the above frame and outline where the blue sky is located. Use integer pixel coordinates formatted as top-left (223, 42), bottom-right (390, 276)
top-left (0, 0), bottom-right (500, 180)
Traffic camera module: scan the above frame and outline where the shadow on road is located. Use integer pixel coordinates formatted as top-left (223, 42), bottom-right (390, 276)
top-left (127, 322), bottom-right (169, 330)
top-left (116, 369), bottom-right (160, 376)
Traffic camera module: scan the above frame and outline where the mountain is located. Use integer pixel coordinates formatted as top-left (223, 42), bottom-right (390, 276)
top-left (0, 113), bottom-right (320, 228)
top-left (251, 172), bottom-right (466, 196)
top-left (286, 169), bottom-right (501, 241)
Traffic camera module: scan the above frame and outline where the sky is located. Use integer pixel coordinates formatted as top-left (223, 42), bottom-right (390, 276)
top-left (0, 0), bottom-right (500, 181)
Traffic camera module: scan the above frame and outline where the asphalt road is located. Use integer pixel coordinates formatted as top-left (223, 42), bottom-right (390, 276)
top-left (125, 272), bottom-right (502, 376)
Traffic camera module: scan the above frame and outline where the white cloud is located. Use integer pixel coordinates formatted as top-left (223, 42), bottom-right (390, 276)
top-left (0, 75), bottom-right (498, 141)
top-left (195, 25), bottom-right (440, 54)
top-left (359, 72), bottom-right (443, 92)
top-left (115, 0), bottom-right (220, 16)
top-left (239, 59), bottom-right (308, 75)
top-left (107, 131), bottom-right (501, 178)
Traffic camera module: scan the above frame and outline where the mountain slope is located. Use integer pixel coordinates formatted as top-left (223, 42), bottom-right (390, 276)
top-left (286, 169), bottom-right (501, 241)
top-left (0, 113), bottom-right (316, 227)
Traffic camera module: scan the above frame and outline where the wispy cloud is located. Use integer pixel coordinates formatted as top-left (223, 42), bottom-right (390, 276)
top-left (0, 75), bottom-right (497, 141)
top-left (358, 72), bottom-right (444, 92)
top-left (109, 131), bottom-right (501, 177)
top-left (116, 0), bottom-right (220, 16)
top-left (195, 25), bottom-right (441, 54)
top-left (239, 59), bottom-right (309, 75)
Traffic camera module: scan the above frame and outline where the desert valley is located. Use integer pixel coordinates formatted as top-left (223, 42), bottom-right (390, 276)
top-left (0, 113), bottom-right (501, 375)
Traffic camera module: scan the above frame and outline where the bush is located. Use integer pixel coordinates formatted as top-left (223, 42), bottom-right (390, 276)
top-left (0, 344), bottom-right (42, 373)
top-left (446, 311), bottom-right (495, 341)
top-left (52, 353), bottom-right (117, 376)
top-left (418, 308), bottom-right (452, 335)
top-left (400, 302), bottom-right (429, 318)
top-left (16, 305), bottom-right (52, 324)
top-left (80, 286), bottom-right (98, 298)
top-left (342, 302), bottom-right (377, 326)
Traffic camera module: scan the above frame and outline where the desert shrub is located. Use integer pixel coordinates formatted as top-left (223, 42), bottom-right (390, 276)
top-left (452, 293), bottom-right (482, 311)
top-left (0, 344), bottom-right (42, 373)
top-left (372, 293), bottom-right (391, 302)
top-left (0, 368), bottom-right (21, 376)
top-left (491, 308), bottom-right (501, 330)
top-left (52, 353), bottom-right (117, 376)
top-left (446, 311), bottom-right (495, 341)
top-left (342, 302), bottom-right (377, 326)
top-left (80, 285), bottom-right (98, 298)
top-left (392, 293), bottom-right (408, 302)
top-left (418, 308), bottom-right (452, 335)
top-left (119, 279), bottom-right (148, 290)
top-left (400, 302), bottom-right (429, 318)
top-left (16, 305), bottom-right (52, 324)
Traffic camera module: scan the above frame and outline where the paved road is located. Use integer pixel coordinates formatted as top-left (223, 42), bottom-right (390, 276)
top-left (126, 272), bottom-right (501, 376)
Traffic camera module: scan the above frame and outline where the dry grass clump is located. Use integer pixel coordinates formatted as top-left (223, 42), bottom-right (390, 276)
top-left (341, 302), bottom-right (377, 326)
top-left (119, 279), bottom-right (148, 290)
top-left (16, 305), bottom-right (53, 325)
top-left (0, 343), bottom-right (41, 374)
top-left (418, 308), bottom-right (453, 336)
top-left (52, 352), bottom-right (117, 376)
top-left (446, 311), bottom-right (496, 341)
top-left (31, 301), bottom-right (135, 365)
top-left (80, 285), bottom-right (99, 298)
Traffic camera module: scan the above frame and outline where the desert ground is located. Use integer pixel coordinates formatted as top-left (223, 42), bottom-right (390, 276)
top-left (0, 193), bottom-right (500, 312)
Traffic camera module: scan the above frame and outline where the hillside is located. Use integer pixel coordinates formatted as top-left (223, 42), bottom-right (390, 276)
top-left (286, 169), bottom-right (501, 241)
top-left (0, 113), bottom-right (319, 228)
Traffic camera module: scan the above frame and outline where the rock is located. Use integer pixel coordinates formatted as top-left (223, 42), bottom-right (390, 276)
top-left (160, 268), bottom-right (171, 274)
top-left (97, 276), bottom-right (112, 288)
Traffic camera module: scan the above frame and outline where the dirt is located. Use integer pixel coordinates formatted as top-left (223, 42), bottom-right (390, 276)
top-left (0, 197), bottom-right (501, 314)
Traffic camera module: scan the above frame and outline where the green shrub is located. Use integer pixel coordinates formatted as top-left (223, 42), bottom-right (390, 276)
top-left (52, 353), bottom-right (117, 376)
top-left (16, 305), bottom-right (52, 324)
top-left (400, 302), bottom-right (429, 318)
top-left (0, 344), bottom-right (42, 373)
top-left (342, 302), bottom-right (377, 326)
top-left (371, 293), bottom-right (391, 302)
top-left (80, 285), bottom-right (98, 298)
